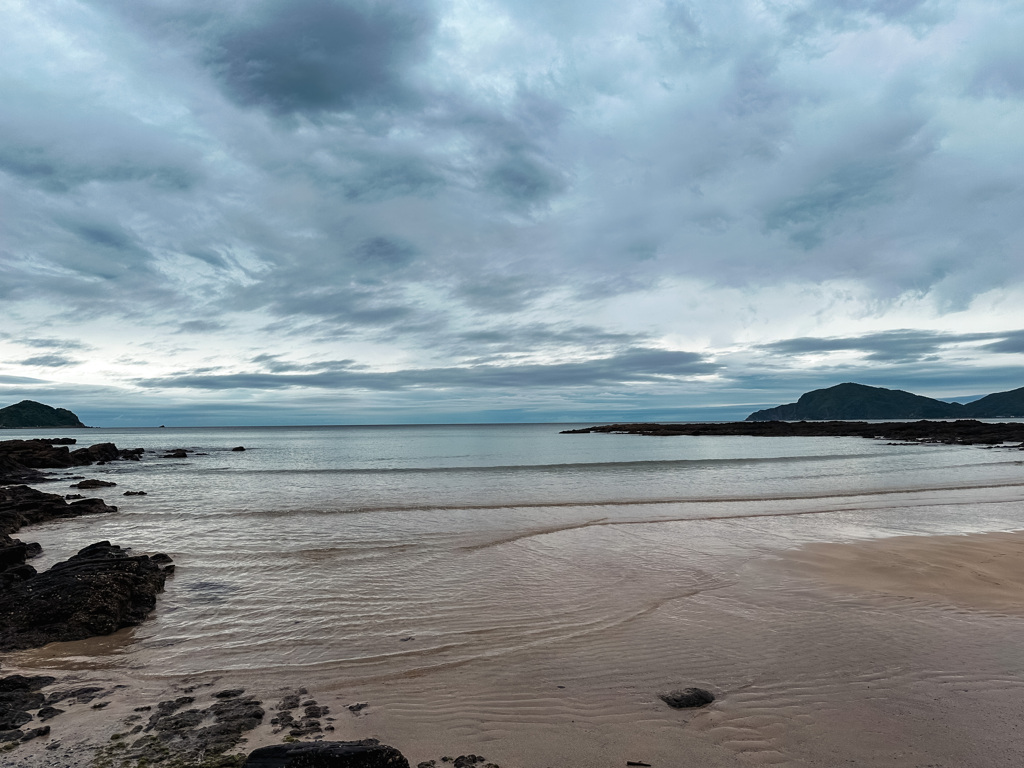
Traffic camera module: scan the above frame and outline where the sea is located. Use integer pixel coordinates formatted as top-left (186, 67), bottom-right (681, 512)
top-left (8, 422), bottom-right (1024, 763)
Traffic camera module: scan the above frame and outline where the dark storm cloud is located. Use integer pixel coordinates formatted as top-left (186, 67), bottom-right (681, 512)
top-left (763, 111), bottom-right (937, 249)
top-left (485, 152), bottom-right (566, 206)
top-left (455, 274), bottom-right (552, 314)
top-left (205, 0), bottom-right (436, 115)
top-left (18, 354), bottom-right (78, 368)
top-left (785, 0), bottom-right (943, 35)
top-left (251, 354), bottom-right (362, 373)
top-left (352, 237), bottom-right (416, 269)
top-left (0, 87), bottom-right (200, 193)
top-left (342, 154), bottom-right (444, 201)
top-left (969, 48), bottom-right (1024, 99)
top-left (982, 331), bottom-right (1024, 354)
top-left (264, 287), bottom-right (415, 327)
top-left (19, 337), bottom-right (91, 351)
top-left (759, 329), bottom-right (1024, 363)
top-left (456, 324), bottom-right (645, 351)
top-left (177, 320), bottom-right (228, 334)
top-left (137, 347), bottom-right (717, 391)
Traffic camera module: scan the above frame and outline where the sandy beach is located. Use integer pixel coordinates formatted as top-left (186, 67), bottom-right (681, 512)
top-left (6, 521), bottom-right (1024, 767)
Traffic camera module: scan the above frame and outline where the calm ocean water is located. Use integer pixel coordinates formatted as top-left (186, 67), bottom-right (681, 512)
top-left (11, 423), bottom-right (1024, 685)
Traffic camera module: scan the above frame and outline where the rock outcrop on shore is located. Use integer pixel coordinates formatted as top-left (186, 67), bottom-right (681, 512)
top-left (0, 438), bottom-right (143, 485)
top-left (0, 540), bottom-right (173, 652)
top-left (244, 739), bottom-right (411, 767)
top-left (562, 419), bottom-right (1024, 445)
top-left (0, 485), bottom-right (119, 582)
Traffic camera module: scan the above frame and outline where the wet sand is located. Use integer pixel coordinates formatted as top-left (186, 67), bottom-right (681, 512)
top-left (6, 523), bottom-right (1024, 767)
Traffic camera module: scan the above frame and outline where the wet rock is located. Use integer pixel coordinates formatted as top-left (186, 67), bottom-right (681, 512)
top-left (70, 479), bottom-right (116, 489)
top-left (0, 675), bottom-right (56, 733)
top-left (348, 702), bottom-right (368, 713)
top-left (215, 688), bottom-right (245, 699)
top-left (130, 693), bottom-right (265, 763)
top-left (64, 493), bottom-right (84, 500)
top-left (161, 449), bottom-right (188, 459)
top-left (0, 728), bottom-right (23, 742)
top-left (232, 446), bottom-right (246, 452)
top-left (564, 419), bottom-right (1024, 446)
top-left (20, 725), bottom-right (50, 741)
top-left (0, 562), bottom-right (36, 588)
top-left (243, 739), bottom-right (410, 767)
top-left (46, 686), bottom-right (105, 705)
top-left (0, 708), bottom-right (32, 731)
top-left (278, 694), bottom-right (301, 711)
top-left (0, 485), bottom-right (116, 539)
top-left (37, 707), bottom-right (64, 721)
top-left (659, 687), bottom-right (715, 708)
top-left (123, 490), bottom-right (147, 496)
top-left (146, 696), bottom-right (196, 730)
top-left (0, 541), bottom-right (172, 652)
top-left (0, 439), bottom-right (141, 484)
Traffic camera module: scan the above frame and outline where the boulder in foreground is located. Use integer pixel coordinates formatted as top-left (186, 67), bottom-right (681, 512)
top-left (0, 540), bottom-right (173, 651)
top-left (660, 687), bottom-right (715, 708)
top-left (244, 739), bottom-right (410, 767)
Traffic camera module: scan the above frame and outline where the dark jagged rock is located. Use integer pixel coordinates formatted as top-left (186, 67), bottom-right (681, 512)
top-left (20, 725), bottom-right (50, 741)
top-left (0, 675), bottom-right (56, 736)
top-left (232, 446), bottom-right (246, 451)
top-left (0, 438), bottom-right (144, 485)
top-left (244, 739), bottom-right (410, 768)
top-left (128, 693), bottom-right (265, 764)
top-left (124, 490), bottom-right (147, 496)
top-left (0, 400), bottom-right (86, 429)
top-left (70, 478), bottom-right (117, 489)
top-left (36, 706), bottom-right (64, 721)
top-left (563, 419), bottom-right (1024, 446)
top-left (0, 485), bottom-right (117, 537)
top-left (660, 687), bottom-right (715, 708)
top-left (162, 449), bottom-right (189, 459)
top-left (0, 541), bottom-right (173, 651)
top-left (45, 686), bottom-right (105, 706)
top-left (0, 486), bottom-right (118, 585)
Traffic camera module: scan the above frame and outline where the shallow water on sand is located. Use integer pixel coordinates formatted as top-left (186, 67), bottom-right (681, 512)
top-left (8, 424), bottom-right (1024, 766)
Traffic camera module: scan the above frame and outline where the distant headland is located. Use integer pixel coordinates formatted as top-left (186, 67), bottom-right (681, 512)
top-left (563, 382), bottom-right (1024, 444)
top-left (745, 382), bottom-right (1024, 421)
top-left (0, 400), bottom-right (87, 429)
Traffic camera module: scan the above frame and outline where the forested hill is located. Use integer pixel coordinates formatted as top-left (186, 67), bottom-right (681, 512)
top-left (746, 383), bottom-right (1024, 421)
top-left (0, 400), bottom-right (87, 428)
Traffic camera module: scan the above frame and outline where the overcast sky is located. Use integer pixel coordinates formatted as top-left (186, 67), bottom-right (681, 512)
top-left (1, 0), bottom-right (1022, 426)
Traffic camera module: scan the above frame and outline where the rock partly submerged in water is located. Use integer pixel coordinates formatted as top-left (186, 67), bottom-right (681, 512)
top-left (70, 478), bottom-right (117, 489)
top-left (0, 540), bottom-right (173, 652)
top-left (0, 485), bottom-right (119, 586)
top-left (0, 439), bottom-right (144, 484)
top-left (660, 687), bottom-right (715, 708)
top-left (244, 739), bottom-right (410, 767)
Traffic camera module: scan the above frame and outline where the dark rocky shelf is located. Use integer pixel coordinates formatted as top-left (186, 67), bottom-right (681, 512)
top-left (561, 419), bottom-right (1024, 445)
